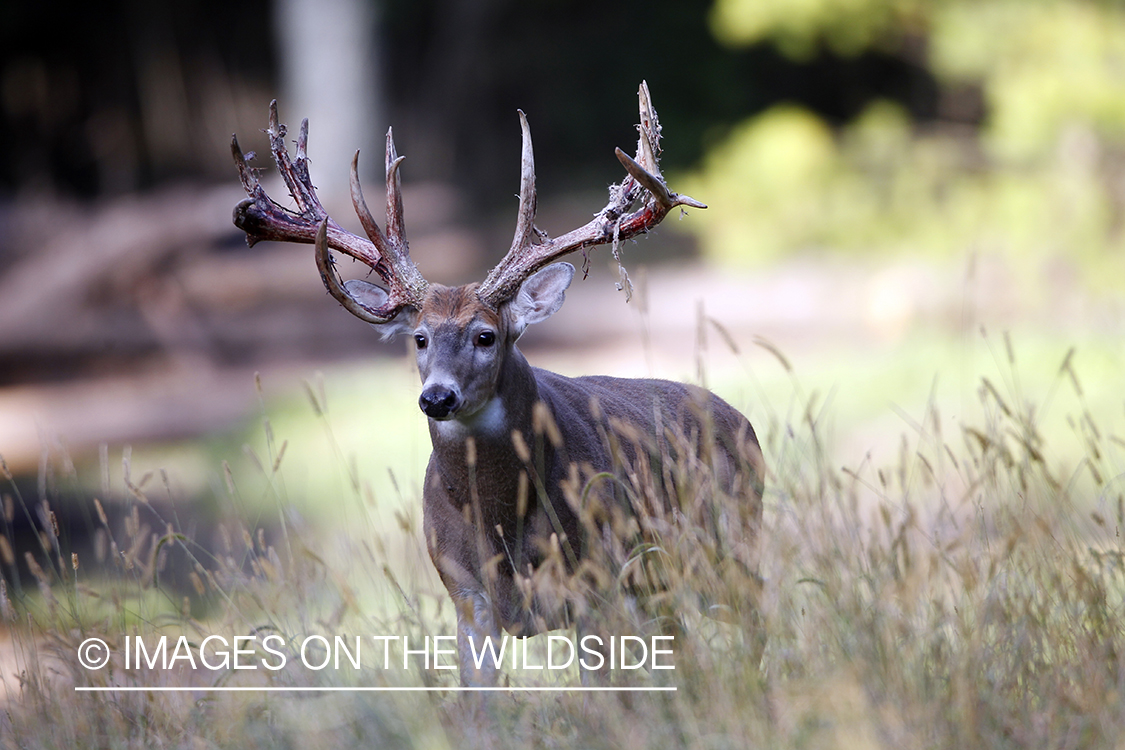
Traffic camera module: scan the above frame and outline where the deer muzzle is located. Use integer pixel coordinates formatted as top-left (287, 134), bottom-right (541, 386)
top-left (419, 385), bottom-right (462, 420)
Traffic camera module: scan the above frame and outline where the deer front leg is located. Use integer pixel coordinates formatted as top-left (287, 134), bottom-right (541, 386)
top-left (454, 590), bottom-right (504, 687)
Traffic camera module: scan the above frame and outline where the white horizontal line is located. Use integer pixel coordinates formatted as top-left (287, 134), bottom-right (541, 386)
top-left (75, 686), bottom-right (676, 693)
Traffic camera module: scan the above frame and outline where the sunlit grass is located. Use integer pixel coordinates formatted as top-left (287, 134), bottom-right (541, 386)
top-left (2, 316), bottom-right (1123, 747)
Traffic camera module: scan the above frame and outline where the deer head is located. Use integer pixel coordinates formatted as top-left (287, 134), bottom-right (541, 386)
top-left (232, 83), bottom-right (705, 423)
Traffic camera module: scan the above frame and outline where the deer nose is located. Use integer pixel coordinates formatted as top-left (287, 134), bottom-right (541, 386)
top-left (419, 386), bottom-right (460, 420)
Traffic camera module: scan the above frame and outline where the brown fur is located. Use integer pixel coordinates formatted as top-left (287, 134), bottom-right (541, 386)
top-left (420, 283), bottom-right (496, 331)
top-left (411, 284), bottom-right (765, 685)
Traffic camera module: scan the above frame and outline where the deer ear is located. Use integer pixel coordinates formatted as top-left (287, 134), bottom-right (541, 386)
top-left (507, 262), bottom-right (574, 338)
top-left (343, 279), bottom-right (418, 339)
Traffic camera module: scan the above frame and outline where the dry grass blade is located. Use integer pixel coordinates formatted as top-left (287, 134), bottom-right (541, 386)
top-left (751, 335), bottom-right (792, 373)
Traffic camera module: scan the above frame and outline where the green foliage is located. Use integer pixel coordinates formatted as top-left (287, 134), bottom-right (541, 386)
top-left (932, 0), bottom-right (1125, 160)
top-left (689, 0), bottom-right (1125, 285)
top-left (709, 0), bottom-right (916, 59)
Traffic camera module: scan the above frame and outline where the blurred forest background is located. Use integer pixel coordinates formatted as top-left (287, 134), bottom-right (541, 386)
top-left (0, 0), bottom-right (1122, 548)
top-left (3, 3), bottom-right (1125, 744)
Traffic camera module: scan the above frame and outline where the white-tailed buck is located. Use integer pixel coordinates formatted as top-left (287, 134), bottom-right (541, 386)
top-left (232, 83), bottom-right (764, 686)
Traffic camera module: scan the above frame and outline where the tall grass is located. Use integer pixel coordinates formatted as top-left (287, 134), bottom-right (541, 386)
top-left (1, 340), bottom-right (1123, 749)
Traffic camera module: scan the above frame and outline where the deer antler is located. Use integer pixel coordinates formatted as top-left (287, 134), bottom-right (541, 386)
top-left (476, 81), bottom-right (706, 307)
top-left (231, 101), bottom-right (428, 323)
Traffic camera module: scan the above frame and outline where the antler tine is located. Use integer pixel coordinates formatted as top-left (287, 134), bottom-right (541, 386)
top-left (476, 83), bottom-right (707, 307)
top-left (232, 102), bottom-right (429, 322)
top-left (509, 110), bottom-right (539, 254)
top-left (350, 150), bottom-right (389, 251)
top-left (269, 102), bottom-right (325, 220)
top-left (231, 134), bottom-right (258, 198)
top-left (314, 218), bottom-right (404, 323)
top-left (348, 132), bottom-right (428, 305)
top-left (614, 148), bottom-right (705, 211)
top-left (615, 80), bottom-right (705, 211)
top-left (635, 80), bottom-right (662, 178)
top-left (385, 128), bottom-right (408, 247)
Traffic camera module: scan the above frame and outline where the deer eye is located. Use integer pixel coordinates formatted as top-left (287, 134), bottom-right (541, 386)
top-left (476, 331), bottom-right (496, 347)
top-left (414, 334), bottom-right (427, 350)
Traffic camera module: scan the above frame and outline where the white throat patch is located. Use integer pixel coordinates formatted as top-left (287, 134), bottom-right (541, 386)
top-left (433, 397), bottom-right (507, 439)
